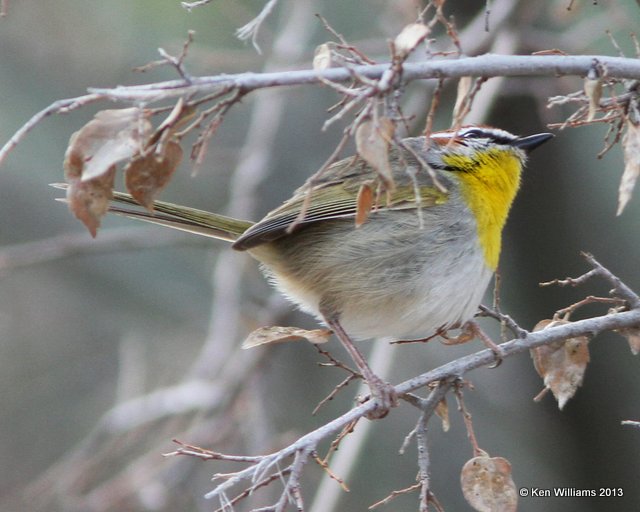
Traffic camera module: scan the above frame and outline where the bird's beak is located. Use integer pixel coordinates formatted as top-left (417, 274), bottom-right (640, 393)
top-left (512, 133), bottom-right (554, 152)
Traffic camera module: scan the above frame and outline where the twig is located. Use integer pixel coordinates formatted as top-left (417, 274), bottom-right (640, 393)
top-left (424, 78), bottom-right (444, 137)
top-left (554, 295), bottom-right (626, 319)
top-left (453, 383), bottom-right (482, 456)
top-left (540, 252), bottom-right (640, 309)
top-left (415, 409), bottom-right (431, 511)
top-left (369, 483), bottom-right (421, 510)
top-left (235, 0), bottom-right (280, 54)
top-left (135, 31), bottom-right (195, 83)
top-left (477, 305), bottom-right (528, 339)
top-left (180, 0), bottom-right (214, 11)
top-left (312, 453), bottom-right (349, 492)
top-left (540, 269), bottom-right (599, 288)
top-left (212, 470), bottom-right (291, 512)
top-left (188, 88), bottom-right (246, 170)
top-left (315, 14), bottom-right (376, 66)
top-left (402, 380), bottom-right (452, 417)
top-left (582, 252), bottom-right (640, 308)
top-left (312, 375), bottom-right (360, 416)
top-left (0, 93), bottom-right (102, 166)
top-left (165, 440), bottom-right (264, 463)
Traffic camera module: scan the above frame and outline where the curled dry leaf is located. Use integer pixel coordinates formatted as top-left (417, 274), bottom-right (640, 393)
top-left (313, 43), bottom-right (333, 71)
top-left (531, 319), bottom-right (590, 410)
top-left (618, 120), bottom-right (640, 215)
top-left (461, 455), bottom-right (517, 512)
top-left (65, 167), bottom-right (116, 238)
top-left (64, 108), bottom-right (152, 235)
top-left (355, 118), bottom-right (396, 190)
top-left (125, 140), bottom-right (183, 211)
top-left (242, 326), bottom-right (332, 349)
top-left (616, 325), bottom-right (640, 355)
top-left (355, 182), bottom-right (375, 227)
top-left (394, 23), bottom-right (429, 59)
top-left (64, 108), bottom-right (151, 182)
top-left (435, 397), bottom-right (450, 432)
top-left (583, 75), bottom-right (602, 122)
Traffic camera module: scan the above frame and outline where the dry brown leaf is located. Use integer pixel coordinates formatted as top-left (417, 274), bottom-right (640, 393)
top-left (584, 75), bottom-right (602, 122)
top-left (66, 166), bottom-right (116, 237)
top-left (313, 43), bottom-right (333, 71)
top-left (394, 23), bottom-right (429, 58)
top-left (355, 118), bottom-right (396, 190)
top-left (63, 108), bottom-right (152, 235)
top-left (242, 326), bottom-right (332, 349)
top-left (125, 140), bottom-right (183, 210)
top-left (617, 325), bottom-right (640, 355)
top-left (435, 397), bottom-right (450, 432)
top-left (531, 319), bottom-right (590, 410)
top-left (461, 455), bottom-right (518, 512)
top-left (355, 182), bottom-right (374, 227)
top-left (64, 108), bottom-right (151, 182)
top-left (619, 120), bottom-right (640, 215)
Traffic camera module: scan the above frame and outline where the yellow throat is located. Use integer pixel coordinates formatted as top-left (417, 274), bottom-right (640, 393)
top-left (443, 148), bottom-right (523, 270)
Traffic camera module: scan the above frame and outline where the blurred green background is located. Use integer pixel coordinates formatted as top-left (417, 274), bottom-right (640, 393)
top-left (1, 1), bottom-right (639, 511)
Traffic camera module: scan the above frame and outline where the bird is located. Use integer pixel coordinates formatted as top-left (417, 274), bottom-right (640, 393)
top-left (98, 125), bottom-right (553, 416)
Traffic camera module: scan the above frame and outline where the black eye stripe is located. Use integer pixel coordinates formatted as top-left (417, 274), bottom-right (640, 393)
top-left (460, 128), bottom-right (516, 145)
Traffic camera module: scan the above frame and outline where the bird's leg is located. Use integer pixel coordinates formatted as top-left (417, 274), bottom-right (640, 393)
top-left (321, 309), bottom-right (397, 419)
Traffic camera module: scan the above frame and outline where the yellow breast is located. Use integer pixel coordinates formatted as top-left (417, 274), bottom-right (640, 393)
top-left (443, 148), bottom-right (523, 270)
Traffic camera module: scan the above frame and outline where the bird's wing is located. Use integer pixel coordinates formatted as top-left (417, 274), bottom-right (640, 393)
top-left (232, 176), bottom-right (449, 251)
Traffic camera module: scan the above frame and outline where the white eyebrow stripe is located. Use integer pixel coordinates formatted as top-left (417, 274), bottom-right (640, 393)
top-left (430, 132), bottom-right (455, 140)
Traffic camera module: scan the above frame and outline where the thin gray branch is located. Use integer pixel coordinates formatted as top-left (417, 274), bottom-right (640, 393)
top-left (84, 55), bottom-right (640, 102)
top-left (3, 54), bottom-right (639, 167)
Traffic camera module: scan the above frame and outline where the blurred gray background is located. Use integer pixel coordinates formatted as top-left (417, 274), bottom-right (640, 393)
top-left (1, 1), bottom-right (639, 511)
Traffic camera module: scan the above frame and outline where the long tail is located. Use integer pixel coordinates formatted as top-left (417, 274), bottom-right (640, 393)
top-left (52, 184), bottom-right (254, 243)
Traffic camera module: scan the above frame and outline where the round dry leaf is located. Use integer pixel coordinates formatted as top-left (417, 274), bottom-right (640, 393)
top-left (531, 319), bottom-right (590, 410)
top-left (461, 455), bottom-right (517, 512)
